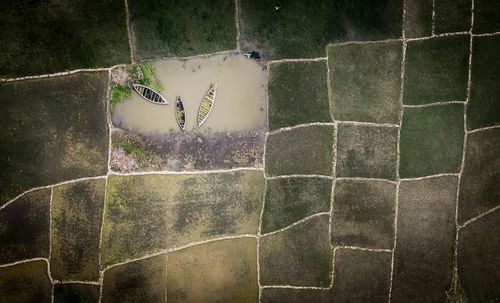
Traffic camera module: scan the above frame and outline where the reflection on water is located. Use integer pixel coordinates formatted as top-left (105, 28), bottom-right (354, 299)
top-left (112, 53), bottom-right (267, 134)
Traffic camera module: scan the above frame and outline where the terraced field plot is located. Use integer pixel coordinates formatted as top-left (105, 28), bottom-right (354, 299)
top-left (1, 0), bottom-right (500, 302)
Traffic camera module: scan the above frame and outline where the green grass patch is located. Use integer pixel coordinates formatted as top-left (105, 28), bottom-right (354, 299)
top-left (51, 179), bottom-right (105, 281)
top-left (0, 0), bottom-right (130, 77)
top-left (110, 84), bottom-right (132, 111)
top-left (467, 35), bottom-right (500, 130)
top-left (403, 0), bottom-right (433, 38)
top-left (328, 41), bottom-right (402, 124)
top-left (399, 104), bottom-right (464, 178)
top-left (0, 261), bottom-right (52, 303)
top-left (268, 61), bottom-right (331, 130)
top-left (458, 128), bottom-right (500, 224)
top-left (240, 0), bottom-right (402, 60)
top-left (473, 0), bottom-right (500, 33)
top-left (336, 124), bottom-right (398, 180)
top-left (434, 0), bottom-right (471, 33)
top-left (0, 189), bottom-right (50, 263)
top-left (260, 215), bottom-right (332, 286)
top-left (404, 35), bottom-right (469, 105)
top-left (128, 0), bottom-right (236, 59)
top-left (0, 72), bottom-right (109, 203)
top-left (262, 177), bottom-right (332, 233)
top-left (332, 180), bottom-right (396, 249)
top-left (265, 125), bottom-right (334, 176)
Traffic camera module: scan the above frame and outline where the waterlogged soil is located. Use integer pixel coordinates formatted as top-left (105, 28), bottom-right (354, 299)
top-left (112, 53), bottom-right (267, 133)
top-left (111, 128), bottom-right (265, 172)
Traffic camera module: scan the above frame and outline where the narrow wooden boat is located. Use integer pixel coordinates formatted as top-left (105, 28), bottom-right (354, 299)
top-left (132, 84), bottom-right (169, 105)
top-left (175, 96), bottom-right (186, 131)
top-left (197, 83), bottom-right (217, 126)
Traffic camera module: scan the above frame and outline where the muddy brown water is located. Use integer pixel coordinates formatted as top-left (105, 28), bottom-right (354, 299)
top-left (112, 53), bottom-right (267, 134)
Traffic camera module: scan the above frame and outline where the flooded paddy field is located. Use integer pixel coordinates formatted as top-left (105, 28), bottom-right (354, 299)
top-left (111, 53), bottom-right (267, 172)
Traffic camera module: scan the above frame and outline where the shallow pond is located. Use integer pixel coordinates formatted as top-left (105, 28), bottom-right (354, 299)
top-left (112, 53), bottom-right (267, 134)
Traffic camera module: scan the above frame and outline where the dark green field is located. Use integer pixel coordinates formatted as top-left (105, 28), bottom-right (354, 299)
top-left (268, 61), bottom-right (331, 130)
top-left (240, 0), bottom-right (402, 60)
top-left (0, 0), bottom-right (130, 77)
top-left (129, 0), bottom-right (236, 59)
top-left (0, 72), bottom-right (109, 203)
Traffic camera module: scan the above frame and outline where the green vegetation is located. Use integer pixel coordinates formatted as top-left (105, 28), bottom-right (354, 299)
top-left (110, 85), bottom-right (132, 111)
top-left (109, 63), bottom-right (162, 112)
top-left (0, 260), bottom-right (52, 303)
top-left (240, 0), bottom-right (402, 60)
top-left (0, 0), bottom-right (130, 77)
top-left (0, 72), bottom-right (109, 204)
top-left (328, 41), bottom-right (402, 124)
top-left (260, 215), bottom-right (332, 286)
top-left (128, 0), bottom-right (236, 59)
top-left (268, 61), bottom-right (331, 130)
top-left (55, 284), bottom-right (100, 303)
top-left (336, 124), bottom-right (398, 180)
top-left (467, 35), bottom-right (500, 130)
top-left (399, 104), bottom-right (464, 178)
top-left (102, 255), bottom-right (166, 303)
top-left (167, 238), bottom-right (258, 303)
top-left (262, 177), bottom-right (331, 233)
top-left (458, 128), bottom-right (500, 224)
top-left (473, 0), bottom-right (500, 33)
top-left (403, 0), bottom-right (433, 38)
top-left (51, 179), bottom-right (105, 281)
top-left (265, 125), bottom-right (334, 176)
top-left (102, 171), bottom-right (264, 265)
top-left (113, 135), bottom-right (160, 168)
top-left (458, 208), bottom-right (500, 302)
top-left (129, 64), bottom-right (163, 92)
top-left (332, 180), bottom-right (396, 248)
top-left (394, 176), bottom-right (457, 301)
top-left (332, 249), bottom-right (392, 302)
top-left (404, 35), bottom-right (469, 104)
top-left (434, 0), bottom-right (471, 33)
top-left (0, 189), bottom-right (50, 264)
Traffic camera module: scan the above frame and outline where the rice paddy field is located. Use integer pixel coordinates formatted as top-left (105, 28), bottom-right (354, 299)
top-left (1, 0), bottom-right (499, 302)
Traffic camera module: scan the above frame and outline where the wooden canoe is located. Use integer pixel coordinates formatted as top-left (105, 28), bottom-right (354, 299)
top-left (132, 84), bottom-right (169, 105)
top-left (176, 96), bottom-right (186, 131)
top-left (197, 83), bottom-right (217, 126)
